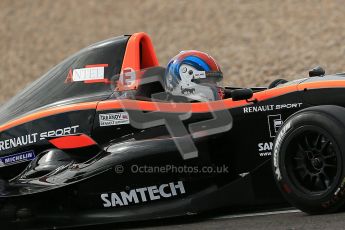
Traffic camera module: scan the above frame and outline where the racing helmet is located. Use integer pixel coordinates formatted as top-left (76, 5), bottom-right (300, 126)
top-left (165, 50), bottom-right (223, 101)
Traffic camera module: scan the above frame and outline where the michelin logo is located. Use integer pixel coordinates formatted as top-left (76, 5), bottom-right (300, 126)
top-left (99, 112), bottom-right (130, 127)
top-left (101, 181), bottom-right (185, 207)
top-left (0, 150), bottom-right (35, 168)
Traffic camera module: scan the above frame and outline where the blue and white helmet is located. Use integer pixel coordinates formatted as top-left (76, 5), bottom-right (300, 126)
top-left (166, 50), bottom-right (223, 101)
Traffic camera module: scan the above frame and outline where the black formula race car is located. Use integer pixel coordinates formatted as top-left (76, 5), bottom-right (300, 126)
top-left (1, 32), bottom-right (345, 229)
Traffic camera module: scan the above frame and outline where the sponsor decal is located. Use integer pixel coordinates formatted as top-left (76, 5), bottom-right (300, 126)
top-left (72, 66), bottom-right (105, 82)
top-left (194, 70), bottom-right (206, 79)
top-left (0, 150), bottom-right (35, 168)
top-left (258, 142), bottom-right (273, 157)
top-left (101, 181), bottom-right (185, 208)
top-left (99, 112), bottom-right (130, 127)
top-left (181, 86), bottom-right (196, 95)
top-left (273, 121), bottom-right (292, 181)
top-left (0, 134), bottom-right (38, 151)
top-left (39, 125), bottom-right (79, 140)
top-left (119, 68), bottom-right (137, 89)
top-left (267, 114), bottom-right (283, 138)
top-left (257, 114), bottom-right (283, 157)
top-left (0, 125), bottom-right (79, 152)
top-left (243, 103), bottom-right (303, 114)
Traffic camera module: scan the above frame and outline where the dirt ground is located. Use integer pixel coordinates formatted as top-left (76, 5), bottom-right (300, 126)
top-left (1, 0), bottom-right (345, 103)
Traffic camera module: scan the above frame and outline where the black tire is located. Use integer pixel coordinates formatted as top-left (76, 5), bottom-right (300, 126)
top-left (272, 105), bottom-right (345, 214)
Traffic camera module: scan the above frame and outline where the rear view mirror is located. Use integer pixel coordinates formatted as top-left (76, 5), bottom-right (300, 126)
top-left (309, 66), bottom-right (325, 77)
top-left (231, 88), bottom-right (253, 101)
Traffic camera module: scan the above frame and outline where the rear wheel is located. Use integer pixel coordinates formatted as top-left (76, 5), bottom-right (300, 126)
top-left (273, 105), bottom-right (345, 214)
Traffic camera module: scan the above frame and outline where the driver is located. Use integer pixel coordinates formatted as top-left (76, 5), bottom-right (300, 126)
top-left (165, 50), bottom-right (224, 101)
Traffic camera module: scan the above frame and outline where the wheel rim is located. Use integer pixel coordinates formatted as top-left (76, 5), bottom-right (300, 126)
top-left (285, 127), bottom-right (340, 195)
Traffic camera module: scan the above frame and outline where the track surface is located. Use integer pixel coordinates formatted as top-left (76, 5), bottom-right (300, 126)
top-left (141, 210), bottom-right (345, 230)
top-left (72, 208), bottom-right (345, 230)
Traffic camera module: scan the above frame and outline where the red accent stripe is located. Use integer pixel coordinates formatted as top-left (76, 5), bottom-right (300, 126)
top-left (85, 64), bottom-right (109, 68)
top-left (97, 98), bottom-right (247, 113)
top-left (84, 79), bottom-right (111, 84)
top-left (177, 50), bottom-right (220, 71)
top-left (119, 32), bottom-right (159, 91)
top-left (121, 33), bottom-right (159, 72)
top-left (2, 80), bottom-right (345, 132)
top-left (49, 134), bottom-right (96, 149)
top-left (0, 102), bottom-right (98, 132)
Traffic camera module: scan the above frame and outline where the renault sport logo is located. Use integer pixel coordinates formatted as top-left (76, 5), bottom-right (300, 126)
top-left (0, 150), bottom-right (35, 168)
